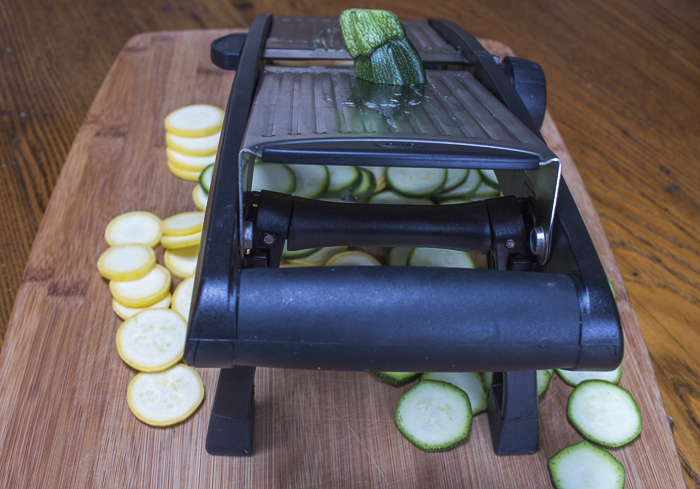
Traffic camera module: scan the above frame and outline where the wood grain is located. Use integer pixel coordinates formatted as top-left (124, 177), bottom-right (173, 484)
top-left (0, 29), bottom-right (687, 488)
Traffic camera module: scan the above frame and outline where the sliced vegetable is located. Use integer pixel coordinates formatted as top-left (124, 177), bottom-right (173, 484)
top-left (408, 247), bottom-right (474, 268)
top-left (163, 245), bottom-right (199, 279)
top-left (326, 251), bottom-right (381, 266)
top-left (385, 247), bottom-right (413, 266)
top-left (127, 364), bottom-right (204, 427)
top-left (165, 131), bottom-right (220, 157)
top-left (282, 242), bottom-right (321, 260)
top-left (322, 165), bottom-right (361, 199)
top-left (166, 148), bottom-right (216, 173)
top-left (368, 190), bottom-right (434, 205)
top-left (472, 180), bottom-right (501, 199)
top-left (567, 380), bottom-right (642, 448)
top-left (97, 243), bottom-right (156, 282)
top-left (421, 372), bottom-right (488, 415)
top-left (481, 370), bottom-right (554, 398)
top-left (442, 169), bottom-right (469, 192)
top-left (110, 264), bottom-right (172, 308)
top-left (192, 184), bottom-right (208, 211)
top-left (164, 104), bottom-right (224, 138)
top-left (548, 440), bottom-right (625, 489)
top-left (395, 379), bottom-right (472, 451)
top-left (199, 164), bottom-right (214, 193)
top-left (339, 9), bottom-right (425, 85)
top-left (252, 163), bottom-right (296, 194)
top-left (556, 365), bottom-right (622, 387)
top-left (479, 169), bottom-right (499, 189)
top-left (386, 167), bottom-right (446, 197)
top-left (347, 168), bottom-right (377, 202)
top-left (287, 246), bottom-right (348, 267)
top-left (172, 275), bottom-right (195, 322)
top-left (167, 159), bottom-right (201, 182)
top-left (161, 231), bottom-right (202, 250)
top-left (373, 372), bottom-right (419, 387)
top-left (105, 211), bottom-right (163, 248)
top-left (162, 211), bottom-right (205, 237)
top-left (116, 308), bottom-right (187, 372)
top-left (287, 163), bottom-right (329, 199)
top-left (436, 169), bottom-right (481, 201)
top-left (112, 293), bottom-right (172, 321)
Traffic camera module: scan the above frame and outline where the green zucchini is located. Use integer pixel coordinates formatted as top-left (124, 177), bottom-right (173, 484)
top-left (339, 9), bottom-right (425, 85)
top-left (421, 372), bottom-right (488, 415)
top-left (346, 167), bottom-right (376, 202)
top-left (199, 164), bottom-right (214, 193)
top-left (373, 372), bottom-right (419, 387)
top-left (548, 441), bottom-right (625, 489)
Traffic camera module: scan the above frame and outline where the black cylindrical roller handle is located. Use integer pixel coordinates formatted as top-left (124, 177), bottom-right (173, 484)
top-left (286, 198), bottom-right (493, 253)
top-left (231, 266), bottom-right (619, 372)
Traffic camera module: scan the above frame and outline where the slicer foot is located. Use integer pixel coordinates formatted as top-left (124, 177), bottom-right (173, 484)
top-left (487, 371), bottom-right (539, 455)
top-left (205, 366), bottom-right (256, 455)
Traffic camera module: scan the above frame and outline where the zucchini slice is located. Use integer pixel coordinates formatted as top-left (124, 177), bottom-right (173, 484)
top-left (421, 372), bottom-right (488, 415)
top-left (165, 131), bottom-right (220, 157)
top-left (346, 168), bottom-right (377, 202)
top-left (322, 165), bottom-right (362, 199)
top-left (386, 167), bottom-right (446, 197)
top-left (166, 148), bottom-right (216, 172)
top-left (199, 164), bottom-right (214, 193)
top-left (567, 380), bottom-right (642, 448)
top-left (481, 370), bottom-right (554, 398)
top-left (385, 247), bottom-right (413, 266)
top-left (287, 246), bottom-right (348, 267)
top-left (556, 365), bottom-right (622, 387)
top-left (112, 293), bottom-right (171, 321)
top-left (97, 243), bottom-right (156, 282)
top-left (368, 190), bottom-right (434, 205)
top-left (162, 211), bottom-right (204, 237)
top-left (110, 264), bottom-right (172, 308)
top-left (192, 184), bottom-right (208, 211)
top-left (105, 211), bottom-right (163, 248)
top-left (252, 163), bottom-right (296, 194)
top-left (326, 251), bottom-right (381, 266)
top-left (164, 104), bottom-right (224, 138)
top-left (395, 380), bottom-right (473, 452)
top-left (288, 163), bottom-right (329, 199)
top-left (441, 168), bottom-right (469, 192)
top-left (436, 169), bottom-right (481, 201)
top-left (373, 372), bottom-right (419, 387)
top-left (548, 441), bottom-right (625, 489)
top-left (163, 245), bottom-right (199, 279)
top-left (479, 169), bottom-right (500, 189)
top-left (172, 275), bottom-right (195, 322)
top-left (282, 242), bottom-right (321, 260)
top-left (408, 248), bottom-right (474, 268)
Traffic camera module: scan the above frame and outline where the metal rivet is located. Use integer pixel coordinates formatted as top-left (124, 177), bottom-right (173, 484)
top-left (263, 233), bottom-right (276, 245)
top-left (530, 226), bottom-right (546, 257)
top-left (242, 221), bottom-right (254, 250)
top-left (505, 239), bottom-right (516, 249)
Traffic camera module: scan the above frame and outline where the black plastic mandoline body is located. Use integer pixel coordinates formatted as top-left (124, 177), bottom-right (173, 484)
top-left (184, 14), bottom-right (623, 456)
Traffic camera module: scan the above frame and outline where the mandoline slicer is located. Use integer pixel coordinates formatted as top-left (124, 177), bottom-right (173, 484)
top-left (183, 14), bottom-right (623, 456)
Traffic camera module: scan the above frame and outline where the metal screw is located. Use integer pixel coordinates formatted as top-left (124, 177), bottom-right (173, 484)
top-left (263, 233), bottom-right (276, 245)
top-left (505, 239), bottom-right (516, 249)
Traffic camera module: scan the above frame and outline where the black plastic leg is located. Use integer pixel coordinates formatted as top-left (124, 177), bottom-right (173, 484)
top-left (205, 366), bottom-right (256, 455)
top-left (487, 371), bottom-right (539, 454)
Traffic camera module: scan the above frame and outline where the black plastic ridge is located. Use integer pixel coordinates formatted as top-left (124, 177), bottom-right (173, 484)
top-left (185, 13), bottom-right (273, 367)
top-left (428, 19), bottom-right (545, 142)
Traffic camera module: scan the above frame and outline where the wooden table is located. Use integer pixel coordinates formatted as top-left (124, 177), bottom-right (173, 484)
top-left (0, 1), bottom-right (698, 487)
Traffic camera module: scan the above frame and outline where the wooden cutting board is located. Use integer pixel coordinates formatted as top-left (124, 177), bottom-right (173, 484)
top-left (0, 30), bottom-right (686, 488)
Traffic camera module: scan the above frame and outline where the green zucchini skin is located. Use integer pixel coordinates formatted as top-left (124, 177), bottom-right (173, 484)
top-left (373, 372), bottom-right (420, 387)
top-left (340, 9), bottom-right (426, 86)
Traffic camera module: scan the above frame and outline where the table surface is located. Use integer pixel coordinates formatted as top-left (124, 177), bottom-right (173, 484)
top-left (0, 1), bottom-right (698, 487)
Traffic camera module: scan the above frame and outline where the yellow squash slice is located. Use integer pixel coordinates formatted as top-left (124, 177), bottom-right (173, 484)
top-left (164, 104), bottom-right (224, 138)
top-left (192, 184), bottom-right (208, 211)
top-left (105, 211), bottom-right (163, 248)
top-left (167, 159), bottom-right (201, 182)
top-left (164, 245), bottom-right (199, 279)
top-left (165, 131), bottom-right (221, 157)
top-left (162, 211), bottom-right (205, 236)
top-left (127, 364), bottom-right (204, 427)
top-left (161, 231), bottom-right (202, 250)
top-left (112, 293), bottom-right (172, 321)
top-left (287, 246), bottom-right (348, 267)
top-left (116, 308), bottom-right (187, 372)
top-left (166, 148), bottom-right (216, 172)
top-left (110, 264), bottom-right (171, 308)
top-left (172, 275), bottom-right (195, 322)
top-left (326, 251), bottom-right (381, 266)
top-left (97, 243), bottom-right (156, 282)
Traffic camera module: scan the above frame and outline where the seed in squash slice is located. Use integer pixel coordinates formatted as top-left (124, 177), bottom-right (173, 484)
top-left (105, 211), bottom-right (163, 248)
top-left (97, 243), bottom-right (156, 281)
top-left (164, 104), bottom-right (224, 138)
top-left (127, 364), bottom-right (204, 427)
top-left (164, 245), bottom-right (199, 279)
top-left (112, 293), bottom-right (172, 321)
top-left (162, 211), bottom-right (205, 237)
top-left (110, 264), bottom-right (171, 308)
top-left (116, 308), bottom-right (187, 372)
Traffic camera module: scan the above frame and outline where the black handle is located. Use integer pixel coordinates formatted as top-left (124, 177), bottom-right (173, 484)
top-left (231, 266), bottom-right (602, 372)
top-left (286, 198), bottom-right (493, 253)
top-left (211, 33), bottom-right (248, 70)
